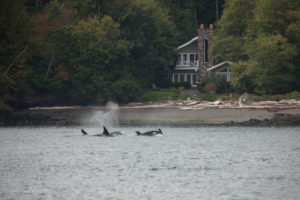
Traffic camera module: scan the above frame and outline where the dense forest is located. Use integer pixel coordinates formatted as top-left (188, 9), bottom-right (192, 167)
top-left (0, 0), bottom-right (224, 109)
top-left (213, 0), bottom-right (300, 94)
top-left (0, 0), bottom-right (299, 110)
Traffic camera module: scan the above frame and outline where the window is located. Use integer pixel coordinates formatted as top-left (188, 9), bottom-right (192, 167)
top-left (180, 74), bottom-right (185, 82)
top-left (174, 74), bottom-right (178, 83)
top-left (190, 54), bottom-right (198, 66)
top-left (190, 54), bottom-right (195, 63)
top-left (182, 54), bottom-right (187, 65)
top-left (192, 74), bottom-right (197, 85)
top-left (187, 74), bottom-right (191, 83)
top-left (204, 39), bottom-right (208, 62)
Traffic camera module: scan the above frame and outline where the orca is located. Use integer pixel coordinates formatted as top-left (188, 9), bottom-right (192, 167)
top-left (81, 129), bottom-right (88, 135)
top-left (103, 126), bottom-right (123, 136)
top-left (136, 128), bottom-right (163, 136)
top-left (81, 126), bottom-right (122, 137)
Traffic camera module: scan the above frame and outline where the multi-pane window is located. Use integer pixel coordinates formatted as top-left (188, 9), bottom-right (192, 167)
top-left (182, 54), bottom-right (187, 65)
top-left (189, 54), bottom-right (198, 66)
top-left (173, 74), bottom-right (198, 85)
top-left (180, 74), bottom-right (185, 82)
top-left (176, 53), bottom-right (198, 67)
top-left (174, 74), bottom-right (178, 83)
top-left (192, 74), bottom-right (197, 85)
top-left (187, 74), bottom-right (191, 83)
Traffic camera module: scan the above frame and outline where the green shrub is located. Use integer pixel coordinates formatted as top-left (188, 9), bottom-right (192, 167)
top-left (140, 89), bottom-right (193, 102)
top-left (198, 75), bottom-right (229, 93)
top-left (111, 78), bottom-right (142, 103)
top-left (287, 91), bottom-right (300, 100)
top-left (249, 91), bottom-right (300, 101)
top-left (170, 81), bottom-right (191, 89)
top-left (141, 91), bottom-right (168, 102)
top-left (200, 93), bottom-right (219, 101)
top-left (204, 83), bottom-right (216, 93)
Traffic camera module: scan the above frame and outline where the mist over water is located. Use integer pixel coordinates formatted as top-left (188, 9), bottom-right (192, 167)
top-left (82, 101), bottom-right (119, 127)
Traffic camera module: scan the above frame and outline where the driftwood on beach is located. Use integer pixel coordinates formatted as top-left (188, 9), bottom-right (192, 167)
top-left (1, 100), bottom-right (300, 126)
top-left (121, 99), bottom-right (300, 111)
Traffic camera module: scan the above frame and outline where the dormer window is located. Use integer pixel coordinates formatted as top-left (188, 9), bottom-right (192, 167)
top-left (176, 53), bottom-right (198, 68)
top-left (189, 54), bottom-right (198, 66)
top-left (182, 54), bottom-right (187, 65)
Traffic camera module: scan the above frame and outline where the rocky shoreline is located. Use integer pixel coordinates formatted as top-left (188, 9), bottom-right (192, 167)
top-left (1, 100), bottom-right (300, 126)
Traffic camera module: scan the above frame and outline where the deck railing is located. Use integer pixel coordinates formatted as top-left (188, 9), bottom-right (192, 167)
top-left (175, 61), bottom-right (199, 69)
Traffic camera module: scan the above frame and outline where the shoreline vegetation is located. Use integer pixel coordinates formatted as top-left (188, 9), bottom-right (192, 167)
top-left (1, 1), bottom-right (299, 126)
top-left (1, 99), bottom-right (300, 126)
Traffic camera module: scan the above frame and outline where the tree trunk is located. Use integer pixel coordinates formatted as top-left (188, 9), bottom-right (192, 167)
top-left (45, 45), bottom-right (55, 78)
top-left (5, 44), bottom-right (29, 75)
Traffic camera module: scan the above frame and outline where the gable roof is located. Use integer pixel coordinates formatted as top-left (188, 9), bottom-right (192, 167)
top-left (175, 36), bottom-right (198, 51)
top-left (207, 61), bottom-right (232, 72)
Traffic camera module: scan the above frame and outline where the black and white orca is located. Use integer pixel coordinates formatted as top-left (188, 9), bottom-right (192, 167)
top-left (81, 126), bottom-right (123, 137)
top-left (104, 126), bottom-right (123, 136)
top-left (136, 128), bottom-right (163, 136)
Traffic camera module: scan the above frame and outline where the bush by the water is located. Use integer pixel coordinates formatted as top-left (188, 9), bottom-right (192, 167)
top-left (249, 91), bottom-right (300, 101)
top-left (141, 89), bottom-right (192, 102)
top-left (198, 75), bottom-right (229, 93)
top-left (204, 83), bottom-right (217, 93)
top-left (199, 91), bottom-right (300, 102)
top-left (170, 81), bottom-right (191, 89)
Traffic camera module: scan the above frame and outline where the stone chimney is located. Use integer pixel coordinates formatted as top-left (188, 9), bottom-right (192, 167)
top-left (198, 24), bottom-right (214, 82)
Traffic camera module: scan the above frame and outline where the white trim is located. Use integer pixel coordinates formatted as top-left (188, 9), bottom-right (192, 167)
top-left (172, 73), bottom-right (198, 86)
top-left (175, 36), bottom-right (198, 51)
top-left (207, 61), bottom-right (232, 72)
top-left (175, 53), bottom-right (198, 69)
top-left (216, 72), bottom-right (233, 82)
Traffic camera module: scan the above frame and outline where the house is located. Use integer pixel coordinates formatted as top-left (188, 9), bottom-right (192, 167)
top-left (207, 61), bottom-right (232, 82)
top-left (171, 24), bottom-right (232, 86)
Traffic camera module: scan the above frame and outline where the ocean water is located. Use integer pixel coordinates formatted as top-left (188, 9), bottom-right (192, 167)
top-left (0, 126), bottom-right (300, 200)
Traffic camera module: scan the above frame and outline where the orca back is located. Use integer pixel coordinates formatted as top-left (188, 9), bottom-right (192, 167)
top-left (81, 129), bottom-right (88, 135)
top-left (158, 128), bottom-right (162, 134)
top-left (103, 126), bottom-right (110, 136)
top-left (136, 131), bottom-right (142, 135)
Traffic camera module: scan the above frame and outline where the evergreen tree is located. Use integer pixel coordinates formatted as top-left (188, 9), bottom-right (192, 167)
top-left (0, 0), bottom-right (32, 103)
top-left (213, 0), bottom-right (300, 93)
top-left (48, 16), bottom-right (136, 102)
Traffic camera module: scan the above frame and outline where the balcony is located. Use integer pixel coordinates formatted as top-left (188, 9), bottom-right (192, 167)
top-left (175, 61), bottom-right (199, 70)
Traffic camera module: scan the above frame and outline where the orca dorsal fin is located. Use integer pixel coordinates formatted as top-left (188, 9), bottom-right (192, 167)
top-left (103, 126), bottom-right (110, 136)
top-left (81, 129), bottom-right (88, 135)
top-left (158, 128), bottom-right (162, 134)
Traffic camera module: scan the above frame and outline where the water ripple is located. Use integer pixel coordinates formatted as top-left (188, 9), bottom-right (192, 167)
top-left (0, 126), bottom-right (300, 199)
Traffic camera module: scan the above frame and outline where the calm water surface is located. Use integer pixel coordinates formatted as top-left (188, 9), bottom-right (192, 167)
top-left (0, 126), bottom-right (300, 200)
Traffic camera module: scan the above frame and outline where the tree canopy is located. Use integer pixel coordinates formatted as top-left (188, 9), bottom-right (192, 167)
top-left (0, 0), bottom-right (224, 108)
top-left (5, 0), bottom-right (299, 108)
top-left (213, 0), bottom-right (300, 93)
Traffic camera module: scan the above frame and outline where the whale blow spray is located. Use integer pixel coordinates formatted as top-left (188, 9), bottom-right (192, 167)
top-left (84, 101), bottom-right (119, 127)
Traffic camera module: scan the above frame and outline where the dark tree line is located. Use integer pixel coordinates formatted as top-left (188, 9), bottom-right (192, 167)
top-left (0, 0), bottom-right (224, 109)
top-left (213, 0), bottom-right (300, 94)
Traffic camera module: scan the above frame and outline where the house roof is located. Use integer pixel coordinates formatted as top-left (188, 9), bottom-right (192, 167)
top-left (207, 61), bottom-right (232, 72)
top-left (175, 36), bottom-right (198, 51)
